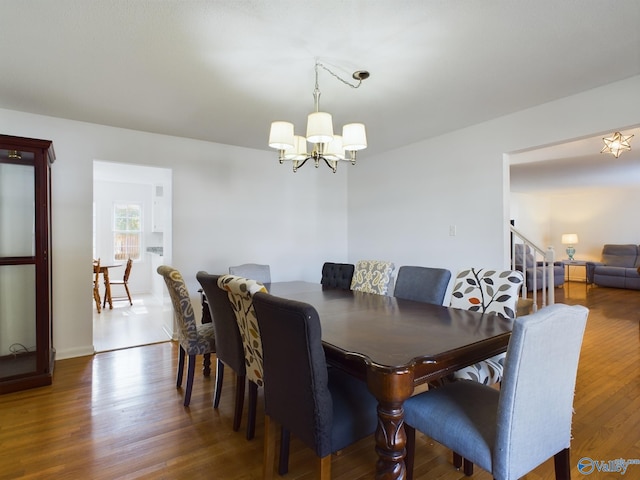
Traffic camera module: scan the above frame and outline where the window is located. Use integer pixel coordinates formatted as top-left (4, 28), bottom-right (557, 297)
top-left (113, 203), bottom-right (141, 261)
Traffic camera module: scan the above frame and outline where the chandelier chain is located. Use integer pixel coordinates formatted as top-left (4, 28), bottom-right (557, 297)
top-left (316, 62), bottom-right (363, 89)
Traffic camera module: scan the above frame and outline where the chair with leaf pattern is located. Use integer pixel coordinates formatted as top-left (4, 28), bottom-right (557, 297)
top-left (446, 267), bottom-right (524, 474)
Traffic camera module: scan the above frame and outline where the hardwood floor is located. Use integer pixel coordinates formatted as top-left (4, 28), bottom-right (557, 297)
top-left (1, 283), bottom-right (639, 479)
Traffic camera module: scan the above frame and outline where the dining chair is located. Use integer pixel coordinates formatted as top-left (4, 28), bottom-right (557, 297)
top-left (93, 259), bottom-right (102, 313)
top-left (403, 303), bottom-right (589, 480)
top-left (446, 267), bottom-right (524, 474)
top-left (350, 259), bottom-right (396, 295)
top-left (157, 265), bottom-right (216, 407)
top-left (252, 291), bottom-right (379, 480)
top-left (320, 262), bottom-right (355, 289)
top-left (217, 274), bottom-right (268, 440)
top-left (394, 265), bottom-right (451, 305)
top-left (104, 257), bottom-right (133, 307)
top-left (228, 263), bottom-right (271, 284)
top-left (196, 271), bottom-right (246, 432)
top-left (217, 274), bottom-right (292, 474)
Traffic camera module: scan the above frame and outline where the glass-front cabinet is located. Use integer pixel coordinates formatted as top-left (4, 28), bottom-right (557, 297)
top-left (0, 135), bottom-right (55, 394)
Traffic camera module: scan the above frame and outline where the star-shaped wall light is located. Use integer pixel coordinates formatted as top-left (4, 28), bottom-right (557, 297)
top-left (601, 131), bottom-right (634, 158)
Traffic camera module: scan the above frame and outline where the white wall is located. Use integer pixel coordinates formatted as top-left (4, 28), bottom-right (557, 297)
top-left (347, 75), bottom-right (640, 276)
top-left (1, 74), bottom-right (639, 360)
top-left (0, 110), bottom-right (348, 359)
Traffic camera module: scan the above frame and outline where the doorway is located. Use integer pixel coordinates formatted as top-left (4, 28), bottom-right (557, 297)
top-left (92, 161), bottom-right (174, 352)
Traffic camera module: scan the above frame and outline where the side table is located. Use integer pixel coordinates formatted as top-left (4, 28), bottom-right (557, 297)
top-left (562, 260), bottom-right (588, 283)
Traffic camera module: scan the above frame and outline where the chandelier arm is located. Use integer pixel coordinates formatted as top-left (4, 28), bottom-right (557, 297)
top-left (322, 156), bottom-right (338, 173)
top-left (316, 62), bottom-right (363, 89)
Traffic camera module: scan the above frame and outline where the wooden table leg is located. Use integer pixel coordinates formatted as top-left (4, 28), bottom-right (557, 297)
top-left (367, 367), bottom-right (414, 480)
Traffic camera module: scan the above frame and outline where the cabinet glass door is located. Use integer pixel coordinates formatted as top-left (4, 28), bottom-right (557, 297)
top-left (0, 150), bottom-right (38, 380)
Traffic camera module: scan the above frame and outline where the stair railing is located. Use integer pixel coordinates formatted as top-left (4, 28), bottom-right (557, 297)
top-left (510, 225), bottom-right (555, 312)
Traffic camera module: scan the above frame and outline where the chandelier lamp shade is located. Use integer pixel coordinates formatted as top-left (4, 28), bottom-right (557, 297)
top-left (268, 61), bottom-right (368, 173)
top-left (600, 131), bottom-right (634, 158)
top-left (561, 233), bottom-right (579, 261)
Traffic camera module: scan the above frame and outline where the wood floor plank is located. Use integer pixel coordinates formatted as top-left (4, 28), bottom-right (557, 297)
top-left (0, 282), bottom-right (638, 479)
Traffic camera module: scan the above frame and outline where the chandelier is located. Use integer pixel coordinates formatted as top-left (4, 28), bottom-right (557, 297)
top-left (600, 131), bottom-right (633, 158)
top-left (268, 61), bottom-right (369, 173)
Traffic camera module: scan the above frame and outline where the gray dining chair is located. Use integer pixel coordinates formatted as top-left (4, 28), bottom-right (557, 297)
top-left (252, 291), bottom-right (379, 479)
top-left (403, 303), bottom-right (589, 480)
top-left (196, 271), bottom-right (246, 432)
top-left (228, 263), bottom-right (271, 283)
top-left (394, 265), bottom-right (451, 305)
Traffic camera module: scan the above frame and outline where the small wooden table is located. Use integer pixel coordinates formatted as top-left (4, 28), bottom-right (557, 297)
top-left (264, 282), bottom-right (512, 480)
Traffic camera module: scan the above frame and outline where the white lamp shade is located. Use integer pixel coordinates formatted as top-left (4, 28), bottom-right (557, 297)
top-left (306, 112), bottom-right (334, 144)
top-left (269, 121), bottom-right (295, 150)
top-left (325, 134), bottom-right (345, 159)
top-left (284, 135), bottom-right (307, 160)
top-left (342, 123), bottom-right (367, 151)
top-left (561, 233), bottom-right (579, 245)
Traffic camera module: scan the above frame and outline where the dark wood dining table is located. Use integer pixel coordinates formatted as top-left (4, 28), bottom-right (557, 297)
top-left (263, 281), bottom-right (513, 480)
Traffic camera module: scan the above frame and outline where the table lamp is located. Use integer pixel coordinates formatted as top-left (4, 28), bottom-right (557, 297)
top-left (561, 233), bottom-right (579, 261)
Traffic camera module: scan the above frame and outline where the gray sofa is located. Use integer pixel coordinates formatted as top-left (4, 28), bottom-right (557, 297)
top-left (586, 244), bottom-right (640, 290)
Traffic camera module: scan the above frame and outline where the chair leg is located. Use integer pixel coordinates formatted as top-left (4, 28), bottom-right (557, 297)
top-left (405, 424), bottom-right (416, 480)
top-left (278, 427), bottom-right (290, 475)
top-left (263, 415), bottom-right (277, 480)
top-left (176, 345), bottom-right (186, 388)
top-left (453, 451), bottom-right (462, 468)
top-left (453, 452), bottom-right (473, 476)
top-left (554, 448), bottom-right (571, 480)
top-left (203, 353), bottom-right (211, 377)
top-left (213, 359), bottom-right (224, 409)
top-left (247, 380), bottom-right (258, 440)
top-left (183, 354), bottom-right (196, 407)
top-left (463, 458), bottom-right (474, 476)
top-left (318, 454), bottom-right (331, 480)
top-left (233, 374), bottom-right (246, 432)
top-left (124, 283), bottom-right (132, 305)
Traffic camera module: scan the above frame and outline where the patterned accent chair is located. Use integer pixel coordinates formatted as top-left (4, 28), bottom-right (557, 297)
top-left (157, 265), bottom-right (216, 407)
top-left (320, 262), bottom-right (355, 290)
top-left (350, 259), bottom-right (396, 295)
top-left (449, 268), bottom-right (523, 384)
top-left (403, 304), bottom-right (589, 480)
top-left (252, 291), bottom-right (379, 479)
top-left (447, 267), bottom-right (523, 474)
top-left (228, 263), bottom-right (271, 284)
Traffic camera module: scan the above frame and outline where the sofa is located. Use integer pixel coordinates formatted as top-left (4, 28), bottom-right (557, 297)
top-left (513, 244), bottom-right (564, 291)
top-left (586, 244), bottom-right (640, 290)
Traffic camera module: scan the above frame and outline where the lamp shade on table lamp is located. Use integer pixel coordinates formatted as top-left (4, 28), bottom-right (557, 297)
top-left (562, 233), bottom-right (579, 260)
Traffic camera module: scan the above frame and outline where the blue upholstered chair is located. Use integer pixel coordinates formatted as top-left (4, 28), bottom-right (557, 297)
top-left (320, 262), bottom-right (355, 289)
top-left (350, 259), bottom-right (396, 295)
top-left (228, 263), bottom-right (271, 284)
top-left (196, 271), bottom-right (246, 431)
top-left (252, 291), bottom-right (379, 479)
top-left (394, 265), bottom-right (451, 305)
top-left (403, 303), bottom-right (589, 480)
top-left (157, 265), bottom-right (216, 407)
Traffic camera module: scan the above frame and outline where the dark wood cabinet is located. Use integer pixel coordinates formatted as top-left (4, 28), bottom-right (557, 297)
top-left (0, 134), bottom-right (55, 394)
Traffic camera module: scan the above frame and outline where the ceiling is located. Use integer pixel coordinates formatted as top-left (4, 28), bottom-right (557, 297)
top-left (1, 1), bottom-right (639, 182)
